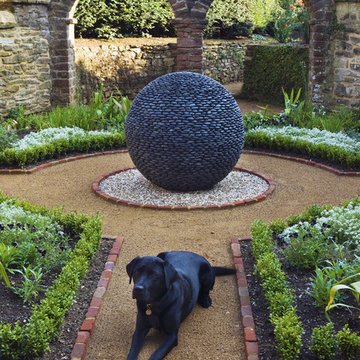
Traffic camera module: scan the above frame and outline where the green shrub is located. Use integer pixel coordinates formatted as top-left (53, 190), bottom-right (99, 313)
top-left (250, 219), bottom-right (274, 260)
top-left (310, 323), bottom-right (336, 360)
top-left (75, 0), bottom-right (175, 38)
top-left (336, 324), bottom-right (360, 360)
top-left (255, 252), bottom-right (289, 297)
top-left (271, 309), bottom-right (303, 360)
top-left (241, 44), bottom-right (309, 104)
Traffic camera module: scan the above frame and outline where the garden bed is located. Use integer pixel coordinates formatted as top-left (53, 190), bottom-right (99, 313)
top-left (241, 239), bottom-right (360, 359)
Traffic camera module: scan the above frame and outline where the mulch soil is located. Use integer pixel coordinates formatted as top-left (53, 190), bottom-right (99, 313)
top-left (240, 239), bottom-right (360, 360)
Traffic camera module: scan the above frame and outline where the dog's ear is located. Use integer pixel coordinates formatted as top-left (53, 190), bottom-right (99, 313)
top-left (162, 261), bottom-right (177, 290)
top-left (126, 256), bottom-right (140, 284)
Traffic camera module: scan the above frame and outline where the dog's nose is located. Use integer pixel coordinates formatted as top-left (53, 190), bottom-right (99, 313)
top-left (133, 285), bottom-right (145, 299)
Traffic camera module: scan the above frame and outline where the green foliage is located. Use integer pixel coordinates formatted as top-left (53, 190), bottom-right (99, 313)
top-left (249, 0), bottom-right (283, 28)
top-left (310, 323), bottom-right (336, 360)
top-left (282, 237), bottom-right (331, 270)
top-left (325, 272), bottom-right (360, 318)
top-left (245, 128), bottom-right (360, 170)
top-left (204, 0), bottom-right (250, 38)
top-left (241, 44), bottom-right (309, 104)
top-left (0, 192), bottom-right (103, 358)
top-left (11, 266), bottom-right (45, 303)
top-left (255, 252), bottom-right (289, 298)
top-left (308, 264), bottom-right (347, 308)
top-left (336, 324), bottom-right (360, 360)
top-left (250, 219), bottom-right (274, 260)
top-left (75, 0), bottom-right (175, 39)
top-left (271, 309), bottom-right (303, 360)
top-left (0, 125), bottom-right (18, 151)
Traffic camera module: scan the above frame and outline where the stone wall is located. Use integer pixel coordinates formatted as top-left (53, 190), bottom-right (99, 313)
top-left (0, 0), bottom-right (52, 116)
top-left (332, 0), bottom-right (360, 107)
top-left (75, 39), bottom-right (247, 102)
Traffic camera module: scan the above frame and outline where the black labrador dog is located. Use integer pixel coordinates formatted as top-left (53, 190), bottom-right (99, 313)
top-left (126, 251), bottom-right (235, 360)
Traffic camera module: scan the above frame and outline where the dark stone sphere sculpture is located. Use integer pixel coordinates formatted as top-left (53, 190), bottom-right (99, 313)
top-left (125, 72), bottom-right (245, 191)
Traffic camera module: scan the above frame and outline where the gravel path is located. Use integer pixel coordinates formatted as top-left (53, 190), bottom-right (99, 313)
top-left (0, 151), bottom-right (358, 360)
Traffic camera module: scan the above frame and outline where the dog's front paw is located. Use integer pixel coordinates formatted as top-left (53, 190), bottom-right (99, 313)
top-left (198, 294), bottom-right (212, 308)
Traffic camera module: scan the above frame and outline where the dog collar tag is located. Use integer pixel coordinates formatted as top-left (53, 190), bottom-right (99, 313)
top-left (146, 304), bottom-right (152, 316)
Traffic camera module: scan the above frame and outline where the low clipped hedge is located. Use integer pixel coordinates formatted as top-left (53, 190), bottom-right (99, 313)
top-left (0, 192), bottom-right (103, 359)
top-left (241, 44), bottom-right (309, 104)
top-left (0, 131), bottom-right (126, 169)
top-left (245, 128), bottom-right (360, 170)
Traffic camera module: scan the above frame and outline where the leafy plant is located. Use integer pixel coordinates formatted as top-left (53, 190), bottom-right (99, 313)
top-left (0, 125), bottom-right (18, 151)
top-left (271, 309), bottom-right (303, 360)
top-left (325, 272), bottom-right (360, 318)
top-left (336, 324), bottom-right (360, 360)
top-left (12, 266), bottom-right (45, 303)
top-left (308, 261), bottom-right (354, 308)
top-left (0, 244), bottom-right (18, 287)
top-left (310, 323), bottom-right (336, 360)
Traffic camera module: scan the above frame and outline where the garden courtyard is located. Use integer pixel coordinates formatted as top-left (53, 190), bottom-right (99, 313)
top-left (0, 94), bottom-right (359, 358)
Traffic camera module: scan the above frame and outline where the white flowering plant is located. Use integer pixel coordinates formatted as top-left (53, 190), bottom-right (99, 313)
top-left (245, 125), bottom-right (360, 169)
top-left (0, 126), bottom-right (125, 168)
top-left (10, 127), bottom-right (114, 151)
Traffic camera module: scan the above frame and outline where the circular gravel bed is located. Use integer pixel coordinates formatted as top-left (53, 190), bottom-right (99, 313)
top-left (95, 167), bottom-right (275, 209)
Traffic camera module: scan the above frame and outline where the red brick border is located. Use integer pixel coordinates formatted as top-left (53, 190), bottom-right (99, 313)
top-left (243, 150), bottom-right (360, 177)
top-left (92, 166), bottom-right (276, 210)
top-left (0, 149), bottom-right (358, 177)
top-left (231, 237), bottom-right (259, 360)
top-left (70, 235), bottom-right (125, 360)
top-left (0, 150), bottom-right (128, 175)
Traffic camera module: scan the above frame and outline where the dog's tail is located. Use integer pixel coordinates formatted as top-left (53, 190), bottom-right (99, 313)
top-left (212, 266), bottom-right (236, 276)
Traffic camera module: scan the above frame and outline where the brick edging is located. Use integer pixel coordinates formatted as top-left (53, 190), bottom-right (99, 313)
top-left (0, 150), bottom-right (128, 175)
top-left (0, 149), bottom-right (358, 177)
top-left (231, 237), bottom-right (259, 360)
top-left (243, 150), bottom-right (360, 176)
top-left (70, 235), bottom-right (125, 360)
top-left (92, 166), bottom-right (276, 210)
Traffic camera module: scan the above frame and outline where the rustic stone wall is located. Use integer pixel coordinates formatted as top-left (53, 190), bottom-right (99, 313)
top-left (0, 0), bottom-right (52, 116)
top-left (75, 39), bottom-right (246, 102)
top-left (1, 0), bottom-right (360, 117)
top-left (332, 0), bottom-right (360, 107)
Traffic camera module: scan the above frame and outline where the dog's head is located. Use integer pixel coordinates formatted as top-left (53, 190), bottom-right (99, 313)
top-left (126, 256), bottom-right (177, 303)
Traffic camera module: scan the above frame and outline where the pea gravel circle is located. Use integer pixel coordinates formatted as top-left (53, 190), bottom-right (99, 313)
top-left (96, 167), bottom-right (273, 209)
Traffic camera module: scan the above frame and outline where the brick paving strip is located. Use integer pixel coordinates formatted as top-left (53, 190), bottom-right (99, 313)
top-left (71, 235), bottom-right (125, 360)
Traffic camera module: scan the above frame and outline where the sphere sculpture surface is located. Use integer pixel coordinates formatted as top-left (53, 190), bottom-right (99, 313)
top-left (125, 72), bottom-right (245, 191)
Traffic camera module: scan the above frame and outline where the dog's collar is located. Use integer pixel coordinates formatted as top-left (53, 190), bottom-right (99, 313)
top-left (145, 304), bottom-right (152, 316)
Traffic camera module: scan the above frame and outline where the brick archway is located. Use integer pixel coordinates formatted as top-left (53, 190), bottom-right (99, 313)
top-left (48, 0), bottom-right (79, 106)
top-left (54, 0), bottom-right (339, 108)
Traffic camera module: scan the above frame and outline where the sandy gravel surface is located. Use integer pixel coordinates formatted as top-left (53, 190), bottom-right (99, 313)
top-left (0, 151), bottom-right (359, 360)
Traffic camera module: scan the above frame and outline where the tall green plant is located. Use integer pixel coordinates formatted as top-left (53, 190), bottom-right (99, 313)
top-left (249, 0), bottom-right (282, 28)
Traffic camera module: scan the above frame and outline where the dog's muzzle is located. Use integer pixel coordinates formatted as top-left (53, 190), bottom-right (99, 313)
top-left (132, 284), bottom-right (145, 299)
